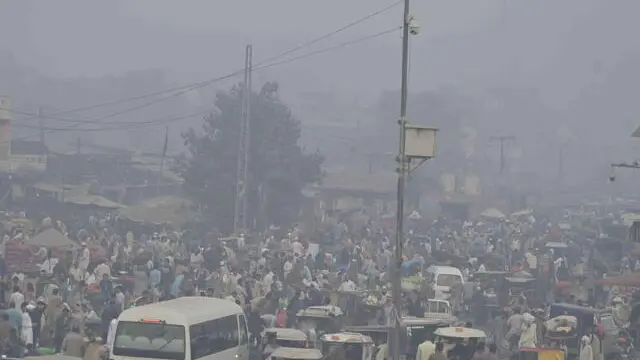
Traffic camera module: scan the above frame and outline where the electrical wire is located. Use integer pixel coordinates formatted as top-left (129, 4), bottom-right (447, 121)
top-left (254, 0), bottom-right (402, 66)
top-left (254, 27), bottom-right (401, 71)
top-left (10, 0), bottom-right (402, 124)
top-left (6, 26), bottom-right (401, 143)
top-left (7, 107), bottom-right (191, 126)
top-left (9, 82), bottom-right (221, 142)
top-left (12, 109), bottom-right (213, 132)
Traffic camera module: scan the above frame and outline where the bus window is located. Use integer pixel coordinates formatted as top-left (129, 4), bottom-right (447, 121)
top-left (113, 321), bottom-right (185, 360)
top-left (190, 315), bottom-right (240, 358)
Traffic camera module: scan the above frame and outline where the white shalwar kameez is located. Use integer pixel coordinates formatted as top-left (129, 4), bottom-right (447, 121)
top-left (21, 311), bottom-right (33, 346)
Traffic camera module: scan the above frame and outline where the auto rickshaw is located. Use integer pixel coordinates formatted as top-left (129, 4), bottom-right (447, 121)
top-left (505, 271), bottom-right (535, 309)
top-left (297, 305), bottom-right (344, 346)
top-left (321, 332), bottom-right (375, 360)
top-left (473, 270), bottom-right (509, 313)
top-left (263, 328), bottom-right (309, 348)
top-left (270, 347), bottom-right (323, 360)
top-left (404, 316), bottom-right (457, 358)
top-left (550, 303), bottom-right (617, 359)
top-left (342, 325), bottom-right (393, 349)
top-left (434, 327), bottom-right (486, 357)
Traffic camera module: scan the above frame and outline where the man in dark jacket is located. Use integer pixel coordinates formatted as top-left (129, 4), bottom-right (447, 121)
top-left (54, 307), bottom-right (71, 353)
top-left (101, 299), bottom-right (121, 343)
top-left (29, 299), bottom-right (46, 347)
top-left (407, 291), bottom-right (425, 317)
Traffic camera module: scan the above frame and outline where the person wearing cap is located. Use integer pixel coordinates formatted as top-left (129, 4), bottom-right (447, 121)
top-left (20, 301), bottom-right (33, 350)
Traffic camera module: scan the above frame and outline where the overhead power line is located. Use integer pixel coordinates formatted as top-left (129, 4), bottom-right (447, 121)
top-left (12, 109), bottom-right (213, 132)
top-left (256, 0), bottom-right (401, 65)
top-left (11, 0), bottom-right (402, 124)
top-left (5, 26), bottom-right (400, 144)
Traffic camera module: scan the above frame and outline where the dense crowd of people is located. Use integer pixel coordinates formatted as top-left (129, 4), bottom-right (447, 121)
top-left (0, 206), bottom-right (638, 360)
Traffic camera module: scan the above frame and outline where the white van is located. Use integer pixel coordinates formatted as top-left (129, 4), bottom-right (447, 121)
top-left (111, 297), bottom-right (249, 360)
top-left (426, 265), bottom-right (464, 300)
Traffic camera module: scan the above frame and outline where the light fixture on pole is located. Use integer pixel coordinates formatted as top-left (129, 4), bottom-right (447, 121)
top-left (404, 125), bottom-right (437, 159)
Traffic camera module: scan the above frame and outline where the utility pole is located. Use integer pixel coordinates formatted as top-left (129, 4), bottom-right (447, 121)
top-left (490, 135), bottom-right (515, 174)
top-left (558, 143), bottom-right (568, 179)
top-left (38, 107), bottom-right (46, 145)
top-left (392, 0), bottom-right (411, 359)
top-left (158, 126), bottom-right (169, 196)
top-left (233, 45), bottom-right (252, 235)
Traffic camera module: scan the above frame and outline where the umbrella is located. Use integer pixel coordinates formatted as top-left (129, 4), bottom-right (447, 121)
top-left (480, 208), bottom-right (506, 219)
top-left (29, 228), bottom-right (76, 247)
top-left (511, 209), bottom-right (533, 217)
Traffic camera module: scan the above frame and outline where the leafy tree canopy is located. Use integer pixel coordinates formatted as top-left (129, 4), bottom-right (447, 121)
top-left (177, 82), bottom-right (324, 233)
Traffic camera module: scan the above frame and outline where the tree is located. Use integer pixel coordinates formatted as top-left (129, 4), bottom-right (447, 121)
top-left (177, 82), bottom-right (324, 233)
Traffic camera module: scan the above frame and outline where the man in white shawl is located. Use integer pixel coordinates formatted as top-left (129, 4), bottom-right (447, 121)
top-left (580, 335), bottom-right (594, 360)
top-left (78, 242), bottom-right (91, 274)
top-left (518, 313), bottom-right (537, 349)
top-left (22, 302), bottom-right (34, 349)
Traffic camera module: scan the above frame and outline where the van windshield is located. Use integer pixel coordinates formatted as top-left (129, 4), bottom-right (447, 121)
top-left (113, 321), bottom-right (186, 360)
top-left (436, 274), bottom-right (460, 287)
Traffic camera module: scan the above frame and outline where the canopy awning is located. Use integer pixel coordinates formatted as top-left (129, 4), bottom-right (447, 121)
top-left (118, 196), bottom-right (195, 225)
top-left (595, 273), bottom-right (640, 287)
top-left (29, 228), bottom-right (76, 247)
top-left (64, 195), bottom-right (123, 209)
top-left (480, 208), bottom-right (506, 219)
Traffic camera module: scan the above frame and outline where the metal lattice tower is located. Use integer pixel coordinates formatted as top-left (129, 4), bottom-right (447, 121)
top-left (233, 45), bottom-right (252, 234)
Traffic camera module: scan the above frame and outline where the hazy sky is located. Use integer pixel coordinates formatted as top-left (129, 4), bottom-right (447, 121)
top-left (1, 0), bottom-right (505, 93)
top-left (3, 0), bottom-right (639, 97)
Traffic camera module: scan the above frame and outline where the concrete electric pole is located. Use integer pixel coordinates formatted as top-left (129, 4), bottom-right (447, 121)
top-left (393, 0), bottom-right (413, 359)
top-left (233, 45), bottom-right (253, 235)
top-left (490, 135), bottom-right (515, 174)
top-left (38, 106), bottom-right (46, 145)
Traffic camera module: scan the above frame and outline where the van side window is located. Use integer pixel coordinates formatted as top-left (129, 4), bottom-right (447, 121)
top-left (238, 314), bottom-right (249, 345)
top-left (190, 315), bottom-right (240, 358)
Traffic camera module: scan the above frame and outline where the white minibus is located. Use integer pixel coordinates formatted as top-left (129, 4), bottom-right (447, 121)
top-left (111, 297), bottom-right (249, 360)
